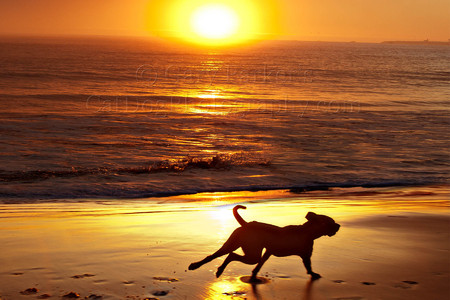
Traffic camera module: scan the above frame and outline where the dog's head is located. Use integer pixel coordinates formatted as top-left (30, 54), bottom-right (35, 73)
top-left (305, 212), bottom-right (340, 237)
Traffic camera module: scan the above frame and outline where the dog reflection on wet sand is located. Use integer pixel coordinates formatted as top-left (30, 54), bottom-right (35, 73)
top-left (189, 205), bottom-right (340, 281)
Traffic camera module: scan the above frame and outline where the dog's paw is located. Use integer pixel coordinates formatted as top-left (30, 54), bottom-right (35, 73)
top-left (249, 276), bottom-right (262, 283)
top-left (188, 262), bottom-right (200, 270)
top-left (215, 267), bottom-right (224, 278)
top-left (310, 273), bottom-right (321, 280)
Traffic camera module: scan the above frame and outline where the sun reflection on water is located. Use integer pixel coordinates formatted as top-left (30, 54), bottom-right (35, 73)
top-left (209, 205), bottom-right (235, 223)
top-left (205, 276), bottom-right (248, 300)
top-left (198, 94), bottom-right (220, 99)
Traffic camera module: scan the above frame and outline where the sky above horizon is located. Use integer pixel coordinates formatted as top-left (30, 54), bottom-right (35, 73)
top-left (0, 0), bottom-right (448, 42)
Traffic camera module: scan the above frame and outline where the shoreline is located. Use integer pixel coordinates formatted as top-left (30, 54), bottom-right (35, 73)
top-left (0, 185), bottom-right (448, 299)
top-left (1, 182), bottom-right (447, 204)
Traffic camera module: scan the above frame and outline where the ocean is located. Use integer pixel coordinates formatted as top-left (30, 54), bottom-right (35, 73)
top-left (0, 37), bottom-right (448, 201)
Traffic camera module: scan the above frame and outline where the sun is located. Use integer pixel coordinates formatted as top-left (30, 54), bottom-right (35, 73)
top-left (149, 0), bottom-right (275, 46)
top-left (190, 4), bottom-right (239, 40)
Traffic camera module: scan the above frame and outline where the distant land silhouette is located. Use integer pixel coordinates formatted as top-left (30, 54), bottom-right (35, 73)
top-left (382, 39), bottom-right (450, 46)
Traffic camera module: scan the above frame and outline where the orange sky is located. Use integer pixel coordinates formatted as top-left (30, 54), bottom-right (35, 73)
top-left (0, 0), bottom-right (448, 42)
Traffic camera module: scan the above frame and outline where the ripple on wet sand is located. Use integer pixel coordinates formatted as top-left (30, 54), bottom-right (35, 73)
top-left (20, 288), bottom-right (38, 295)
top-left (240, 276), bottom-right (270, 284)
top-left (152, 276), bottom-right (179, 282)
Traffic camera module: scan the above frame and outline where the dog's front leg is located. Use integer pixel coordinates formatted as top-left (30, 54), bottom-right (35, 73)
top-left (301, 256), bottom-right (321, 280)
top-left (250, 250), bottom-right (271, 281)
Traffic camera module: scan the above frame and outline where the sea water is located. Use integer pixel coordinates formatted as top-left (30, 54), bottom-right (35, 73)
top-left (0, 37), bottom-right (448, 200)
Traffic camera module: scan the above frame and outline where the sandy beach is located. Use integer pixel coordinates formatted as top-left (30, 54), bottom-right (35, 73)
top-left (0, 185), bottom-right (448, 300)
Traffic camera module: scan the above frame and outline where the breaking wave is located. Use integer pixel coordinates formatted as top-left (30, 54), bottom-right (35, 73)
top-left (0, 154), bottom-right (271, 183)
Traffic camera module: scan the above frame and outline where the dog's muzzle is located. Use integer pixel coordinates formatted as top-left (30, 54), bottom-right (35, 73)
top-left (328, 223), bottom-right (340, 236)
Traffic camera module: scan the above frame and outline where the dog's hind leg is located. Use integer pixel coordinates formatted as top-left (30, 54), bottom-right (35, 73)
top-left (189, 229), bottom-right (242, 271)
top-left (216, 247), bottom-right (262, 278)
top-left (216, 252), bottom-right (261, 278)
top-left (250, 250), bottom-right (271, 281)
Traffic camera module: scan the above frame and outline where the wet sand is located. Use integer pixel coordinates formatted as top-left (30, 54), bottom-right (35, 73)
top-left (0, 186), bottom-right (448, 299)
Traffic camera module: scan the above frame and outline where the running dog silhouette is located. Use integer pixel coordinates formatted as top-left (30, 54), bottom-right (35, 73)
top-left (189, 205), bottom-right (340, 281)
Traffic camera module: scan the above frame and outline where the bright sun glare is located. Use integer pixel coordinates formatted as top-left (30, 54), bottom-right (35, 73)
top-left (190, 4), bottom-right (239, 40)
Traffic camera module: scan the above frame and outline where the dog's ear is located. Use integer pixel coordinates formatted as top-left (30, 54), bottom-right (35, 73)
top-left (306, 212), bottom-right (317, 221)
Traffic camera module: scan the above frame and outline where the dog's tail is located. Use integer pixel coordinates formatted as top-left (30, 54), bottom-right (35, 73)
top-left (233, 205), bottom-right (247, 226)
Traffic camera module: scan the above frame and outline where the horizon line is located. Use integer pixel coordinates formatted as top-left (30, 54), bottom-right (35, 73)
top-left (0, 33), bottom-right (449, 45)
